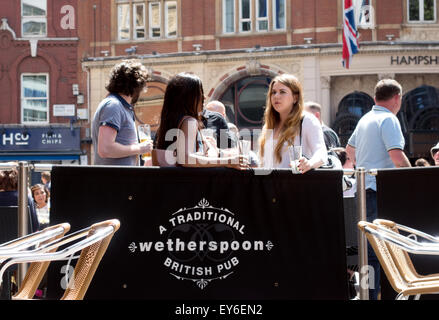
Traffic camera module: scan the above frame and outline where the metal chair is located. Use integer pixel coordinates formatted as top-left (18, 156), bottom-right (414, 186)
top-left (358, 221), bottom-right (439, 300)
top-left (0, 219), bottom-right (120, 300)
top-left (0, 223), bottom-right (71, 299)
top-left (374, 219), bottom-right (439, 285)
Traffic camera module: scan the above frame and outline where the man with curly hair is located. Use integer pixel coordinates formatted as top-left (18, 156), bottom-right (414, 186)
top-left (92, 60), bottom-right (153, 165)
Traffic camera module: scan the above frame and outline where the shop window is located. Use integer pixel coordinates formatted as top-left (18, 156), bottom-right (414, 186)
top-left (22, 0), bottom-right (47, 37)
top-left (219, 76), bottom-right (271, 129)
top-left (223, 0), bottom-right (285, 34)
top-left (116, 0), bottom-right (178, 40)
top-left (21, 74), bottom-right (49, 124)
top-left (408, 0), bottom-right (436, 22)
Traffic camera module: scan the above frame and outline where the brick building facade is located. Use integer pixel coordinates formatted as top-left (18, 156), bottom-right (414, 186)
top-left (0, 0), bottom-right (88, 164)
top-left (2, 0), bottom-right (439, 164)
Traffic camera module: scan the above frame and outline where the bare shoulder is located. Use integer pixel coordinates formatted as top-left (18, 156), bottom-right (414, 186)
top-left (179, 116), bottom-right (198, 131)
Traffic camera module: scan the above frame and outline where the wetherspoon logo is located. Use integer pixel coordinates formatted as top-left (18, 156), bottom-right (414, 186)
top-left (128, 198), bottom-right (274, 289)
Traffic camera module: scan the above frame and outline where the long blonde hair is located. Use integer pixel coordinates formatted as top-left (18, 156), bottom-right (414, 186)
top-left (259, 74), bottom-right (304, 164)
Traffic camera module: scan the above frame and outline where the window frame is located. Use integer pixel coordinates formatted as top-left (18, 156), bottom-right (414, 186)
top-left (149, 1), bottom-right (162, 38)
top-left (239, 0), bottom-right (253, 33)
top-left (133, 3), bottom-right (146, 40)
top-left (354, 0), bottom-right (375, 29)
top-left (256, 0), bottom-right (269, 32)
top-left (116, 0), bottom-right (179, 41)
top-left (272, 0), bottom-right (286, 31)
top-left (165, 1), bottom-right (177, 38)
top-left (21, 0), bottom-right (47, 38)
top-left (21, 73), bottom-right (50, 125)
top-left (223, 0), bottom-right (236, 34)
top-left (407, 0), bottom-right (437, 23)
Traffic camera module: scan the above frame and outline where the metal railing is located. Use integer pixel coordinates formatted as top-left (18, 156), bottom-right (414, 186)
top-left (0, 162), bottom-right (53, 287)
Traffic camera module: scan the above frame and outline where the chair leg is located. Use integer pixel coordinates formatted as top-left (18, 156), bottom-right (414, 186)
top-left (396, 292), bottom-right (408, 300)
top-left (414, 294), bottom-right (421, 300)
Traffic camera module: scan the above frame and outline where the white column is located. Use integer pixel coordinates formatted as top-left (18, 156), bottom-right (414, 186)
top-left (320, 76), bottom-right (331, 125)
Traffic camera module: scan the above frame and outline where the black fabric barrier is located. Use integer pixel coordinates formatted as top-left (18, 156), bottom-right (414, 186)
top-left (46, 166), bottom-right (348, 300)
top-left (377, 167), bottom-right (439, 300)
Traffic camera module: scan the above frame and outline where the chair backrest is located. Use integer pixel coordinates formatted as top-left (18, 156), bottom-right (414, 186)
top-left (61, 219), bottom-right (120, 300)
top-left (1, 219), bottom-right (120, 300)
top-left (357, 221), bottom-right (408, 294)
top-left (152, 148), bottom-right (177, 167)
top-left (373, 219), bottom-right (421, 283)
top-left (13, 223), bottom-right (71, 299)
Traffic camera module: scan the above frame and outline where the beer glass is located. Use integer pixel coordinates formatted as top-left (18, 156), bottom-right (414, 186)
top-left (138, 124), bottom-right (152, 161)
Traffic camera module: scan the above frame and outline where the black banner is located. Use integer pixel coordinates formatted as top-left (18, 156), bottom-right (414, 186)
top-left (377, 167), bottom-right (439, 300)
top-left (47, 166), bottom-right (348, 300)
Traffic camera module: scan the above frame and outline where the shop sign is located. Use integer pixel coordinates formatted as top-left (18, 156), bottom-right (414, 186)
top-left (0, 127), bottom-right (80, 152)
top-left (391, 56), bottom-right (439, 65)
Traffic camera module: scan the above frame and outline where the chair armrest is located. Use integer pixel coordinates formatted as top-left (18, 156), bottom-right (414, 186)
top-left (0, 225), bottom-right (115, 287)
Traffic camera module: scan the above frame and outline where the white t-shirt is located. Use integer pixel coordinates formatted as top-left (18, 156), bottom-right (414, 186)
top-left (36, 204), bottom-right (50, 225)
top-left (260, 112), bottom-right (328, 169)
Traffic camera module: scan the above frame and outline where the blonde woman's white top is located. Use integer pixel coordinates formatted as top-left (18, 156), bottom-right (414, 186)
top-left (260, 112), bottom-right (328, 169)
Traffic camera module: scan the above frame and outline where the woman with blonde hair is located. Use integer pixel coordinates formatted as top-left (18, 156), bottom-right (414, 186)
top-left (258, 74), bottom-right (327, 172)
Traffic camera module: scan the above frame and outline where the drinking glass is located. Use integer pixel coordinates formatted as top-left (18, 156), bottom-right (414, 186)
top-left (138, 124), bottom-right (152, 160)
top-left (239, 140), bottom-right (251, 157)
top-left (288, 145), bottom-right (302, 174)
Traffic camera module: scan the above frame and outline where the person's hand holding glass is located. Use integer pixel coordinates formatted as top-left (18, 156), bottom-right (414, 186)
top-left (288, 145), bottom-right (302, 174)
top-left (138, 124), bottom-right (153, 161)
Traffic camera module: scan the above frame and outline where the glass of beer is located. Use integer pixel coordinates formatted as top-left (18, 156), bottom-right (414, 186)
top-left (138, 124), bottom-right (152, 161)
top-left (288, 145), bottom-right (302, 174)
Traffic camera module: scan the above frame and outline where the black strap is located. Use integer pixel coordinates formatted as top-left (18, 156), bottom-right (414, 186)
top-left (299, 116), bottom-right (304, 146)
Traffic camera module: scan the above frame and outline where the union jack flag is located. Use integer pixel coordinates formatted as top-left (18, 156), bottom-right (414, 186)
top-left (342, 0), bottom-right (359, 69)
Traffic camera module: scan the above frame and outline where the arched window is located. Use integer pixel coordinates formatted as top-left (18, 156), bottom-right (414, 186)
top-left (400, 85), bottom-right (439, 132)
top-left (219, 76), bottom-right (272, 129)
top-left (332, 91), bottom-right (374, 146)
top-left (134, 80), bottom-right (167, 133)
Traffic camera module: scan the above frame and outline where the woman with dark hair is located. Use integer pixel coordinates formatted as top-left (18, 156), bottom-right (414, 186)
top-left (155, 73), bottom-right (247, 169)
top-left (258, 74), bottom-right (327, 172)
top-left (31, 184), bottom-right (50, 228)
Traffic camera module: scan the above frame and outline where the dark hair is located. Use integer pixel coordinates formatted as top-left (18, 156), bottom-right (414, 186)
top-left (155, 73), bottom-right (204, 149)
top-left (375, 79), bottom-right (402, 101)
top-left (332, 147), bottom-right (347, 166)
top-left (415, 158), bottom-right (431, 167)
top-left (0, 169), bottom-right (18, 191)
top-left (31, 184), bottom-right (50, 203)
top-left (105, 60), bottom-right (149, 97)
